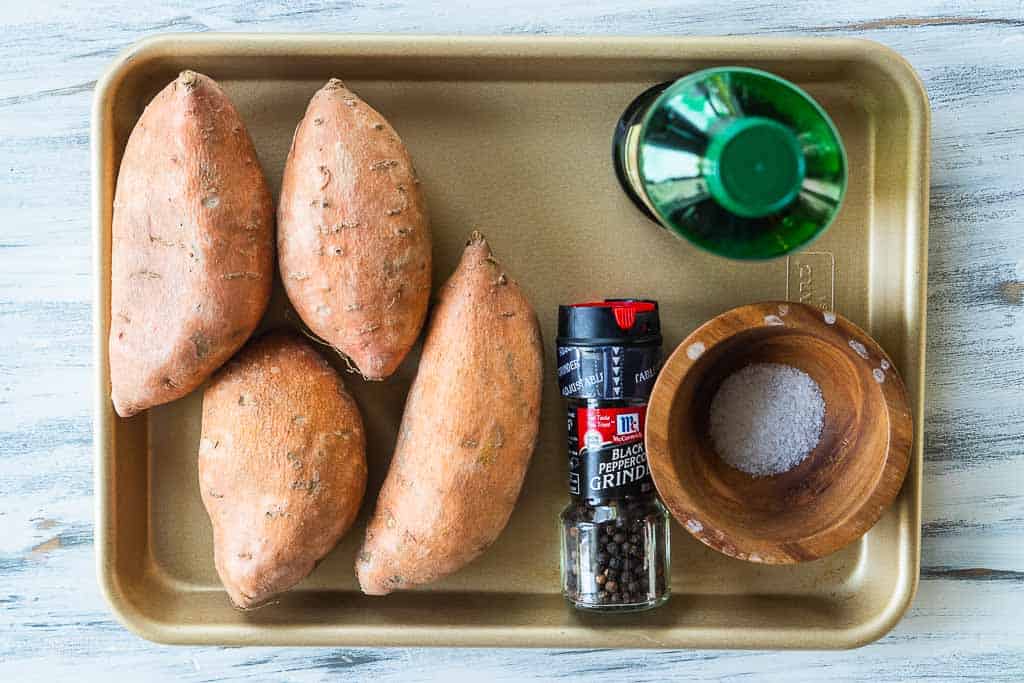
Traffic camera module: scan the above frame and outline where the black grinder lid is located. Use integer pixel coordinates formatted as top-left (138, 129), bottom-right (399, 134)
top-left (557, 299), bottom-right (661, 347)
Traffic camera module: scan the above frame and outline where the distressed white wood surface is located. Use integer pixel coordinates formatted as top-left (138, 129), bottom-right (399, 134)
top-left (1, 1), bottom-right (1022, 680)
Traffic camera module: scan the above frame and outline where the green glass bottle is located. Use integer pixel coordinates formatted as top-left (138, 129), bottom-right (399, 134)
top-left (613, 67), bottom-right (847, 260)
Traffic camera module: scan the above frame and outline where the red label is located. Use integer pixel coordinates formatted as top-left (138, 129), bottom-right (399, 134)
top-left (577, 406), bottom-right (646, 448)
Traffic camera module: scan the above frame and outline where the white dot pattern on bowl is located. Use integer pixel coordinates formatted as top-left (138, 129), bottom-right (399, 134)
top-left (849, 339), bottom-right (870, 359)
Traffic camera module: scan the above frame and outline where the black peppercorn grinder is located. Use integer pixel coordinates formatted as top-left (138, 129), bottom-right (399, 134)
top-left (556, 300), bottom-right (670, 612)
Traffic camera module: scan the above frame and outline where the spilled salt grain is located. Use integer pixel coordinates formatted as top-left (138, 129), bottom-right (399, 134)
top-left (709, 362), bottom-right (825, 477)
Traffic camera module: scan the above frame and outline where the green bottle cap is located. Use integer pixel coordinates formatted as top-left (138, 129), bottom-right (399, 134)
top-left (703, 117), bottom-right (805, 219)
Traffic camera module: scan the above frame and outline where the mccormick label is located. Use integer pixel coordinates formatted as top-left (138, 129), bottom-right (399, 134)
top-left (567, 405), bottom-right (655, 501)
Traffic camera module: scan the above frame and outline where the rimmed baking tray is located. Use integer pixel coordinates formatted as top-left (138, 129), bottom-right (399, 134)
top-left (93, 34), bottom-right (928, 649)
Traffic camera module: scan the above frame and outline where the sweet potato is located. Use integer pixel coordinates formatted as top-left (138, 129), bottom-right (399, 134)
top-left (356, 233), bottom-right (543, 595)
top-left (199, 332), bottom-right (367, 609)
top-left (278, 79), bottom-right (431, 380)
top-left (109, 70), bottom-right (273, 417)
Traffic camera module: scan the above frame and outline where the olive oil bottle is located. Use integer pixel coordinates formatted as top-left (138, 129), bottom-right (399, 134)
top-left (613, 67), bottom-right (846, 260)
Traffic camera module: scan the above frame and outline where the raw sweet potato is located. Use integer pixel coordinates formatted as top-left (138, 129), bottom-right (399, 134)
top-left (199, 332), bottom-right (367, 609)
top-left (278, 79), bottom-right (431, 381)
top-left (356, 233), bottom-right (543, 595)
top-left (109, 70), bottom-right (273, 417)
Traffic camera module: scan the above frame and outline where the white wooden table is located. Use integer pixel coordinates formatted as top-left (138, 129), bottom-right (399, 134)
top-left (2, 1), bottom-right (1022, 680)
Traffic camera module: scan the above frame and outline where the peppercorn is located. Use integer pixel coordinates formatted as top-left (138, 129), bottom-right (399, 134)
top-left (560, 506), bottom-right (669, 604)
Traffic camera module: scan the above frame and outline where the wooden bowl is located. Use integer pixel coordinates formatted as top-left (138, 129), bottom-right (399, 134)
top-left (645, 301), bottom-right (913, 564)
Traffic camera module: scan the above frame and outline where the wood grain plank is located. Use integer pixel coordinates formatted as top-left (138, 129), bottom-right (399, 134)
top-left (1, 0), bottom-right (1022, 680)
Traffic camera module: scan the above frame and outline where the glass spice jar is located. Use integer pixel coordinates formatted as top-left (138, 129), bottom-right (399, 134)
top-left (556, 300), bottom-right (670, 612)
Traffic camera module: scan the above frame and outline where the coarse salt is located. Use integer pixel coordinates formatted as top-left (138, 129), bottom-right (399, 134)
top-left (709, 362), bottom-right (825, 477)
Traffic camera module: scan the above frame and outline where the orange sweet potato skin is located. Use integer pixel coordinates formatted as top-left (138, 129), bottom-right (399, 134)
top-left (109, 71), bottom-right (273, 417)
top-left (278, 79), bottom-right (431, 381)
top-left (356, 234), bottom-right (543, 595)
top-left (199, 332), bottom-right (367, 609)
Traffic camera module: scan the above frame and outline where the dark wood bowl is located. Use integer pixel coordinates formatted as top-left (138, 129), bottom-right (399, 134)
top-left (645, 301), bottom-right (913, 564)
